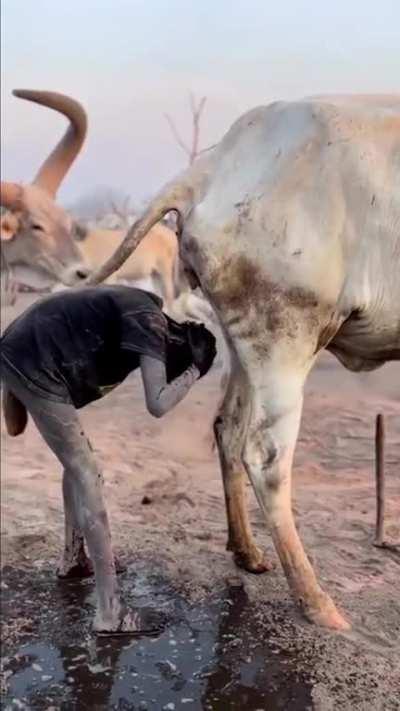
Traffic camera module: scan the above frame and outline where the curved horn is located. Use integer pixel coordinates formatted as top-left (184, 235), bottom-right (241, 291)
top-left (0, 181), bottom-right (22, 208)
top-left (13, 89), bottom-right (87, 196)
top-left (85, 180), bottom-right (193, 286)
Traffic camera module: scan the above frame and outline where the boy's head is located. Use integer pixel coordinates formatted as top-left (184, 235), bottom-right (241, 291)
top-left (165, 318), bottom-right (193, 382)
top-left (165, 317), bottom-right (216, 382)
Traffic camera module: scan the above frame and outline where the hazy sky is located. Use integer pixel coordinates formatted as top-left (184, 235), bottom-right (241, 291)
top-left (2, 0), bottom-right (399, 207)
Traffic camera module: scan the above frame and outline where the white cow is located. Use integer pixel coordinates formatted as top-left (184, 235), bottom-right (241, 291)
top-left (86, 95), bottom-right (400, 631)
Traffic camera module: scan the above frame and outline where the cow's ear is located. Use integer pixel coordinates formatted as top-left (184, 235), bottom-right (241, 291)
top-left (0, 212), bottom-right (20, 242)
top-left (1, 181), bottom-right (23, 208)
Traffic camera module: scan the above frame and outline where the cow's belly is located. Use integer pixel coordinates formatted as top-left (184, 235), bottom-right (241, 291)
top-left (328, 310), bottom-right (400, 371)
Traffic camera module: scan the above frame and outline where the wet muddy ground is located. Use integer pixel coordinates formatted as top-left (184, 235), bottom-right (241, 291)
top-left (2, 557), bottom-right (400, 711)
top-left (2, 564), bottom-right (314, 711)
top-left (2, 295), bottom-right (400, 710)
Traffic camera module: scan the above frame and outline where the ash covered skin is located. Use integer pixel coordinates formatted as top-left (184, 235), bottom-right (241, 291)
top-left (0, 350), bottom-right (202, 634)
top-left (0, 291), bottom-right (218, 633)
top-left (141, 355), bottom-right (199, 418)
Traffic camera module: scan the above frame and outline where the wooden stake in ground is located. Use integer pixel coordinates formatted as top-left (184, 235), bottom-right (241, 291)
top-left (374, 413), bottom-right (385, 546)
top-left (373, 413), bottom-right (400, 553)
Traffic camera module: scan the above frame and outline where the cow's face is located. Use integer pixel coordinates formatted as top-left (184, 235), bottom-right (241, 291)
top-left (1, 184), bottom-right (91, 286)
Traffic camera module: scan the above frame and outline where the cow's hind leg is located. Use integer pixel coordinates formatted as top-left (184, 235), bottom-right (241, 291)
top-left (241, 356), bottom-right (349, 630)
top-left (214, 360), bottom-right (274, 573)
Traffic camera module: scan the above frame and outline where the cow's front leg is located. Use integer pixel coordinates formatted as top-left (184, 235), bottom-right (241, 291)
top-left (214, 360), bottom-right (274, 573)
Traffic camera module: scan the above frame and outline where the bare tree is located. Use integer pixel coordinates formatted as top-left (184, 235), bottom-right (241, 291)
top-left (165, 93), bottom-right (208, 165)
top-left (109, 194), bottom-right (134, 227)
top-left (69, 187), bottom-right (135, 225)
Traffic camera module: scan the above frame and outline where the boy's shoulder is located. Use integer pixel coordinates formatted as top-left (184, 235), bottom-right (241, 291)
top-left (102, 285), bottom-right (164, 312)
top-left (47, 284), bottom-right (164, 312)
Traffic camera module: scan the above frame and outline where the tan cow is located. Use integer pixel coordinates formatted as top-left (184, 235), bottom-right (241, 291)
top-left (1, 90), bottom-right (91, 299)
top-left (73, 222), bottom-right (179, 309)
top-left (86, 94), bottom-right (400, 631)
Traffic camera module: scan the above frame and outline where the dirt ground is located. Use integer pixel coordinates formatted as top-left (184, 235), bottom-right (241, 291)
top-left (1, 294), bottom-right (399, 710)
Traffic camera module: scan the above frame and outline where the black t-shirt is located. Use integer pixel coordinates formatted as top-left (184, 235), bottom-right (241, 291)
top-left (1, 286), bottom-right (168, 408)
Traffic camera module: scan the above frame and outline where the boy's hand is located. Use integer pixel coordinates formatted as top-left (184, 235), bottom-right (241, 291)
top-left (187, 323), bottom-right (217, 378)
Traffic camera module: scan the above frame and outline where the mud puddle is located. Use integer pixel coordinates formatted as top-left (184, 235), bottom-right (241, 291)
top-left (1, 565), bottom-right (312, 710)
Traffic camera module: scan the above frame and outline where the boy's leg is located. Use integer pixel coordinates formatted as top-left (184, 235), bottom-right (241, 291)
top-left (57, 466), bottom-right (125, 579)
top-left (1, 367), bottom-right (135, 631)
top-left (57, 469), bottom-right (93, 579)
top-left (30, 398), bottom-right (137, 630)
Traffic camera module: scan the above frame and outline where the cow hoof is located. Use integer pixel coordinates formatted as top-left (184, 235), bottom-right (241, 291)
top-left (233, 547), bottom-right (275, 574)
top-left (303, 593), bottom-right (351, 631)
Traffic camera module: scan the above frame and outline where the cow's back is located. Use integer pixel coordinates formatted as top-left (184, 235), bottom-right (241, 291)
top-left (184, 96), bottom-right (399, 301)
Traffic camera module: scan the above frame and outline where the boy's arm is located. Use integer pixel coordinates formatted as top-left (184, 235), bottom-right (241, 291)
top-left (140, 355), bottom-right (200, 418)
